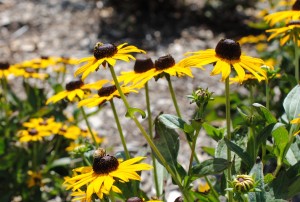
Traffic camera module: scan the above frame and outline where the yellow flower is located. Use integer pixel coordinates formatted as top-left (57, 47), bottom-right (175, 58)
top-left (27, 170), bottom-right (43, 188)
top-left (0, 62), bottom-right (22, 78)
top-left (70, 189), bottom-right (87, 202)
top-left (64, 149), bottom-right (152, 201)
top-left (75, 42), bottom-right (146, 80)
top-left (238, 34), bottom-right (267, 45)
top-left (46, 79), bottom-right (108, 104)
top-left (78, 84), bottom-right (139, 107)
top-left (117, 55), bottom-right (193, 86)
top-left (266, 20), bottom-right (300, 46)
top-left (179, 38), bottom-right (267, 83)
top-left (16, 68), bottom-right (48, 80)
top-left (58, 125), bottom-right (82, 140)
top-left (80, 128), bottom-right (103, 144)
top-left (198, 182), bottom-right (210, 194)
top-left (230, 74), bottom-right (265, 84)
top-left (19, 56), bottom-right (60, 69)
top-left (291, 114), bottom-right (300, 135)
top-left (22, 117), bottom-right (62, 134)
top-left (264, 0), bottom-right (300, 26)
top-left (18, 128), bottom-right (52, 142)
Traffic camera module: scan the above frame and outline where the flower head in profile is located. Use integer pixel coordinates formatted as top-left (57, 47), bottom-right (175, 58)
top-left (22, 117), bottom-right (62, 134)
top-left (27, 170), bottom-right (43, 188)
top-left (118, 55), bottom-right (193, 86)
top-left (266, 20), bottom-right (300, 46)
top-left (264, 0), bottom-right (300, 26)
top-left (78, 84), bottom-right (140, 107)
top-left (64, 148), bottom-right (152, 201)
top-left (0, 62), bottom-right (22, 78)
top-left (18, 128), bottom-right (52, 142)
top-left (16, 68), bottom-right (49, 80)
top-left (58, 125), bottom-right (82, 140)
top-left (179, 38), bottom-right (267, 83)
top-left (75, 42), bottom-right (145, 80)
top-left (46, 79), bottom-right (108, 104)
top-left (18, 56), bottom-right (60, 69)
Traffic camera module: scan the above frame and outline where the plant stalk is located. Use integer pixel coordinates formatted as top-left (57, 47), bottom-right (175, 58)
top-left (109, 99), bottom-right (130, 160)
top-left (145, 82), bottom-right (160, 197)
top-left (80, 107), bottom-right (99, 147)
top-left (225, 77), bottom-right (233, 202)
top-left (166, 76), bottom-right (182, 118)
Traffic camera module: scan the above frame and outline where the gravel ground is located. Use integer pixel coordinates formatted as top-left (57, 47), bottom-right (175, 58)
top-left (1, 0), bottom-right (258, 200)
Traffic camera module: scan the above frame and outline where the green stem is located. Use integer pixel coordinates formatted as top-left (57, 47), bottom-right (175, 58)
top-left (33, 142), bottom-right (38, 171)
top-left (204, 176), bottom-right (219, 200)
top-left (108, 65), bottom-right (192, 201)
top-left (145, 82), bottom-right (160, 197)
top-left (80, 107), bottom-right (99, 147)
top-left (225, 77), bottom-right (233, 202)
top-left (166, 76), bottom-right (182, 118)
top-left (265, 80), bottom-right (270, 110)
top-left (109, 99), bottom-right (130, 160)
top-left (188, 128), bottom-right (201, 175)
top-left (81, 154), bottom-right (92, 166)
top-left (294, 40), bottom-right (299, 82)
top-left (48, 136), bottom-right (63, 166)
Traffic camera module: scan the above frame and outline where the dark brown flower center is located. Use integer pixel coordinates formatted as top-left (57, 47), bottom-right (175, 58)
top-left (126, 197), bottom-right (143, 202)
top-left (0, 62), bottom-right (10, 70)
top-left (215, 39), bottom-right (241, 61)
top-left (41, 56), bottom-right (49, 60)
top-left (155, 55), bottom-right (175, 70)
top-left (98, 85), bottom-right (117, 97)
top-left (65, 79), bottom-right (84, 91)
top-left (59, 128), bottom-right (67, 133)
top-left (29, 129), bottom-right (38, 136)
top-left (94, 43), bottom-right (118, 60)
top-left (134, 58), bottom-right (154, 73)
top-left (92, 155), bottom-right (119, 174)
top-left (293, 0), bottom-right (300, 10)
top-left (238, 177), bottom-right (244, 182)
top-left (287, 20), bottom-right (300, 26)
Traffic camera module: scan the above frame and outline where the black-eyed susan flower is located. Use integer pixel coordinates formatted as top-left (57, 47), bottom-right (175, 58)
top-left (18, 128), bottom-right (52, 142)
top-left (27, 170), bottom-right (43, 188)
top-left (78, 84), bottom-right (140, 107)
top-left (64, 148), bottom-right (152, 201)
top-left (58, 125), bottom-right (82, 140)
top-left (118, 55), bottom-right (193, 86)
top-left (0, 62), bottom-right (22, 78)
top-left (198, 182), bottom-right (210, 194)
top-left (22, 117), bottom-right (62, 134)
top-left (266, 20), bottom-right (300, 46)
top-left (16, 68), bottom-right (48, 80)
top-left (75, 42), bottom-right (146, 80)
top-left (80, 128), bottom-right (103, 144)
top-left (19, 56), bottom-right (60, 69)
top-left (179, 38), bottom-right (267, 83)
top-left (264, 0), bottom-right (300, 26)
top-left (46, 79), bottom-right (108, 104)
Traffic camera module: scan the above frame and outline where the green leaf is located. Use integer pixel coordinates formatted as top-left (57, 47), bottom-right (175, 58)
top-left (283, 84), bottom-right (300, 121)
top-left (191, 158), bottom-right (229, 180)
top-left (271, 124), bottom-right (289, 159)
top-left (224, 138), bottom-right (253, 168)
top-left (203, 122), bottom-right (224, 141)
top-left (202, 146), bottom-right (215, 156)
top-left (125, 107), bottom-right (146, 118)
top-left (154, 115), bottom-right (185, 180)
top-left (252, 103), bottom-right (277, 124)
top-left (286, 136), bottom-right (300, 165)
top-left (248, 160), bottom-right (266, 202)
top-left (0, 137), bottom-right (5, 155)
top-left (158, 114), bottom-right (194, 133)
